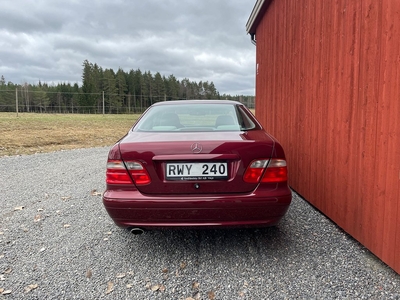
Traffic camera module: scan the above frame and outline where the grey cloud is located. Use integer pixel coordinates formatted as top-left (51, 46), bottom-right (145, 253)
top-left (0, 0), bottom-right (256, 95)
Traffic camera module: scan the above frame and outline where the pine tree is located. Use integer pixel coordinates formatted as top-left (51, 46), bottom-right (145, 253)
top-left (80, 60), bottom-right (99, 112)
top-left (116, 68), bottom-right (127, 112)
top-left (153, 72), bottom-right (165, 103)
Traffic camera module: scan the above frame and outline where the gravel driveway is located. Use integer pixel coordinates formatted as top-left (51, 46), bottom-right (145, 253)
top-left (0, 147), bottom-right (399, 299)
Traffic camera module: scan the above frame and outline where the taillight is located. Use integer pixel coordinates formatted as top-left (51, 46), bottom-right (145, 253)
top-left (106, 160), bottom-right (151, 185)
top-left (261, 159), bottom-right (288, 182)
top-left (125, 161), bottom-right (151, 185)
top-left (106, 160), bottom-right (132, 184)
top-left (243, 160), bottom-right (269, 183)
top-left (243, 159), bottom-right (288, 183)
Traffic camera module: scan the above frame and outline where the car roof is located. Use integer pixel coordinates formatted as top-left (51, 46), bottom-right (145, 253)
top-left (151, 100), bottom-right (243, 106)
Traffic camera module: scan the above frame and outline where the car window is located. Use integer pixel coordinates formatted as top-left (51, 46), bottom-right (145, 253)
top-left (235, 105), bottom-right (257, 130)
top-left (134, 103), bottom-right (256, 132)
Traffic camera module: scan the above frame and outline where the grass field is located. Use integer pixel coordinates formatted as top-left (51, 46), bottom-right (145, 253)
top-left (0, 113), bottom-right (140, 156)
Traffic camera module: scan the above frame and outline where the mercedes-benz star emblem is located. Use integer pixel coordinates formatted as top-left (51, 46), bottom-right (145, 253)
top-left (191, 143), bottom-right (203, 154)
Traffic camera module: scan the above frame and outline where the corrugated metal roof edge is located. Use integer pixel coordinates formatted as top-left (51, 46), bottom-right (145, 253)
top-left (246, 0), bottom-right (273, 34)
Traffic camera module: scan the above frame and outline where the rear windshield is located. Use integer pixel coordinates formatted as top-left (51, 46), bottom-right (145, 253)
top-left (133, 103), bottom-right (258, 132)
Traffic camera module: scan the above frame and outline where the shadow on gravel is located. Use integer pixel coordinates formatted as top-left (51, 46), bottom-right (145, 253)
top-left (114, 222), bottom-right (295, 267)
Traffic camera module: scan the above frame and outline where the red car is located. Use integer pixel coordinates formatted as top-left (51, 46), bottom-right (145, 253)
top-left (103, 100), bottom-right (291, 234)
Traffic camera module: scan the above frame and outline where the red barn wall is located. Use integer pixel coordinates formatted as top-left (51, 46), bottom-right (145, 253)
top-left (254, 0), bottom-right (400, 273)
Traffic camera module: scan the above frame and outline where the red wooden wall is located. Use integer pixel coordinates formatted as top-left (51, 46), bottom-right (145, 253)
top-left (254, 0), bottom-right (400, 273)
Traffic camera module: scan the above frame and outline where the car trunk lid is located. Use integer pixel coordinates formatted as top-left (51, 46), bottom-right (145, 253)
top-left (118, 131), bottom-right (275, 195)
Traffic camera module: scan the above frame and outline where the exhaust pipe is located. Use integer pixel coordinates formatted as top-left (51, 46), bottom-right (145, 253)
top-left (129, 228), bottom-right (145, 235)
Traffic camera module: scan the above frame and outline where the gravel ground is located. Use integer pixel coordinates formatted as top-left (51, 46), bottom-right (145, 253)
top-left (0, 147), bottom-right (399, 299)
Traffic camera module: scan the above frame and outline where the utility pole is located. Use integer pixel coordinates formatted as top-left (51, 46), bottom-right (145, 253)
top-left (102, 91), bottom-right (105, 116)
top-left (16, 87), bottom-right (18, 117)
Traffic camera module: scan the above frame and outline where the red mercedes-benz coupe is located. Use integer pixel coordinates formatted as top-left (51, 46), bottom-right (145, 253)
top-left (103, 100), bottom-right (291, 234)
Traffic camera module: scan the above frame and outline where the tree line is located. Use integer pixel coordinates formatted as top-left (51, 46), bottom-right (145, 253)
top-left (0, 60), bottom-right (254, 113)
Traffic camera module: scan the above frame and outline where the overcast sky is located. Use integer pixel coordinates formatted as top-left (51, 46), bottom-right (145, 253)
top-left (0, 0), bottom-right (257, 95)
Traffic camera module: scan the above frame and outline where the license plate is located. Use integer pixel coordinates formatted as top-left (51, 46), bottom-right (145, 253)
top-left (166, 162), bottom-right (228, 181)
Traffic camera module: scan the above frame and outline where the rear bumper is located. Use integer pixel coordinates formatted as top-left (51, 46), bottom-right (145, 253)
top-left (103, 188), bottom-right (292, 229)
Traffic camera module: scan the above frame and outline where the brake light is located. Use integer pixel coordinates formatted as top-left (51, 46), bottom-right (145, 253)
top-left (106, 160), bottom-right (151, 185)
top-left (243, 159), bottom-right (288, 183)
